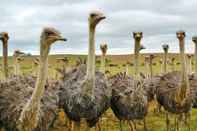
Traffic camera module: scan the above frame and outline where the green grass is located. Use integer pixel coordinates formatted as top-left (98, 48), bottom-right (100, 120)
top-left (1, 53), bottom-right (197, 131)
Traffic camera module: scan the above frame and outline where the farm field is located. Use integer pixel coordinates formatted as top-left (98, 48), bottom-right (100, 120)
top-left (0, 53), bottom-right (196, 131)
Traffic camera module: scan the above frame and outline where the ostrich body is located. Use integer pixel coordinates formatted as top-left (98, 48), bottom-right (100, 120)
top-left (100, 43), bottom-right (108, 74)
top-left (0, 32), bottom-right (9, 79)
top-left (58, 11), bottom-right (111, 129)
top-left (110, 32), bottom-right (148, 131)
top-left (156, 31), bottom-right (192, 130)
top-left (0, 27), bottom-right (66, 131)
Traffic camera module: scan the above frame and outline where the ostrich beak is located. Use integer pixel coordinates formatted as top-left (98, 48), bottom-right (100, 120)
top-left (58, 38), bottom-right (67, 41)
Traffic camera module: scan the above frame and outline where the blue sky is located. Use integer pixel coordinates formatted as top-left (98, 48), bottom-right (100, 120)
top-left (0, 0), bottom-right (197, 56)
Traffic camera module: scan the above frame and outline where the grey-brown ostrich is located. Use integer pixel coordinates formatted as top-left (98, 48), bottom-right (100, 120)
top-left (156, 31), bottom-right (192, 131)
top-left (143, 54), bottom-right (160, 103)
top-left (100, 43), bottom-right (108, 74)
top-left (170, 57), bottom-right (176, 72)
top-left (190, 37), bottom-right (197, 108)
top-left (162, 44), bottom-right (169, 73)
top-left (58, 11), bottom-right (111, 130)
top-left (32, 57), bottom-right (40, 76)
top-left (187, 54), bottom-right (193, 75)
top-left (110, 32), bottom-right (148, 131)
top-left (0, 32), bottom-right (9, 79)
top-left (144, 56), bottom-right (149, 78)
top-left (55, 57), bottom-right (69, 78)
top-left (0, 27), bottom-right (66, 131)
top-left (13, 50), bottom-right (26, 75)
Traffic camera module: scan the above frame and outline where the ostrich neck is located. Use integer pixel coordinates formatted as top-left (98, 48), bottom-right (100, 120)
top-left (179, 39), bottom-right (188, 85)
top-left (195, 44), bottom-right (197, 76)
top-left (134, 39), bottom-right (140, 79)
top-left (163, 51), bottom-right (168, 73)
top-left (87, 25), bottom-right (95, 82)
top-left (30, 41), bottom-right (49, 104)
top-left (149, 59), bottom-right (153, 78)
top-left (100, 54), bottom-right (105, 73)
top-left (2, 41), bottom-right (8, 79)
top-left (145, 61), bottom-right (149, 78)
top-left (188, 58), bottom-right (192, 74)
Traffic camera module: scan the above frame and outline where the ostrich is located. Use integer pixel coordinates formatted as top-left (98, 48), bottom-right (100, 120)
top-left (58, 11), bottom-right (111, 130)
top-left (13, 50), bottom-right (26, 75)
top-left (0, 32), bottom-right (9, 79)
top-left (32, 57), bottom-right (40, 76)
top-left (100, 43), bottom-right (108, 74)
top-left (159, 59), bottom-right (163, 73)
top-left (156, 31), bottom-right (192, 131)
top-left (144, 56), bottom-right (149, 78)
top-left (0, 27), bottom-right (66, 131)
top-left (187, 54), bottom-right (193, 75)
top-left (170, 57), bottom-right (176, 72)
top-left (55, 57), bottom-right (69, 78)
top-left (110, 32), bottom-right (148, 131)
top-left (162, 44), bottom-right (169, 74)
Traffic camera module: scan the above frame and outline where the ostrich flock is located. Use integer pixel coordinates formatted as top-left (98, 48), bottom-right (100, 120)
top-left (0, 11), bottom-right (197, 131)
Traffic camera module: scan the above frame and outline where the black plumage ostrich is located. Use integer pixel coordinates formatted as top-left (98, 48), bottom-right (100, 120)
top-left (110, 32), bottom-right (148, 131)
top-left (58, 11), bottom-right (111, 130)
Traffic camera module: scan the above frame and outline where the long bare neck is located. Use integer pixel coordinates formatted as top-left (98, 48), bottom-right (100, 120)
top-left (134, 39), bottom-right (140, 79)
top-left (163, 50), bottom-right (168, 73)
top-left (31, 41), bottom-right (49, 104)
top-left (171, 60), bottom-right (175, 71)
top-left (2, 41), bottom-right (8, 79)
top-left (179, 38), bottom-right (188, 84)
top-left (149, 59), bottom-right (153, 78)
top-left (87, 25), bottom-right (96, 82)
top-left (145, 60), bottom-right (149, 78)
top-left (195, 44), bottom-right (197, 76)
top-left (188, 57), bottom-right (192, 74)
top-left (100, 53), bottom-right (105, 73)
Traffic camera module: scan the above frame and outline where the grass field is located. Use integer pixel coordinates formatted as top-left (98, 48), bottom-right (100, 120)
top-left (1, 53), bottom-right (197, 131)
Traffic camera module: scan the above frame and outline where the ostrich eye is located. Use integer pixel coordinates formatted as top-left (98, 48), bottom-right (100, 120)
top-left (46, 31), bottom-right (55, 36)
top-left (91, 13), bottom-right (97, 17)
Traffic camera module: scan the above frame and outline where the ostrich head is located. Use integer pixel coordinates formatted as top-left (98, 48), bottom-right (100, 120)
top-left (192, 36), bottom-right (197, 44)
top-left (13, 50), bottom-right (25, 58)
top-left (89, 11), bottom-right (106, 28)
top-left (0, 32), bottom-right (9, 44)
top-left (149, 54), bottom-right (156, 60)
top-left (171, 57), bottom-right (175, 62)
top-left (187, 54), bottom-right (193, 59)
top-left (133, 32), bottom-right (143, 41)
top-left (176, 31), bottom-right (185, 40)
top-left (145, 56), bottom-right (149, 62)
top-left (100, 43), bottom-right (108, 55)
top-left (162, 44), bottom-right (169, 53)
top-left (41, 27), bottom-right (66, 46)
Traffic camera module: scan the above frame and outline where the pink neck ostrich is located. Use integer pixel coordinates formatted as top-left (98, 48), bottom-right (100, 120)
top-left (17, 27), bottom-right (66, 131)
top-left (0, 32), bottom-right (9, 79)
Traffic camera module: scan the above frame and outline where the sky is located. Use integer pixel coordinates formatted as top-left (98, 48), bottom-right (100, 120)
top-left (0, 0), bottom-right (197, 55)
